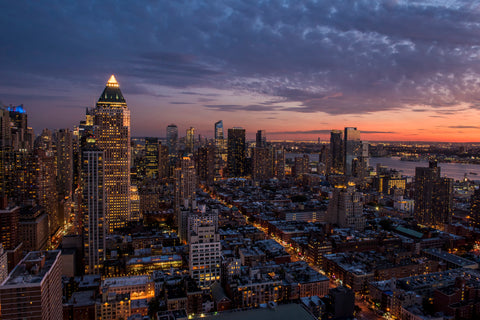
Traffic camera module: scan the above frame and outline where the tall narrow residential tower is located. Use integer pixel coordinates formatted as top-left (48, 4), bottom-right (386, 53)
top-left (214, 120), bottom-right (226, 179)
top-left (91, 75), bottom-right (131, 232)
top-left (344, 127), bottom-right (361, 176)
top-left (82, 147), bottom-right (106, 274)
top-left (227, 127), bottom-right (246, 177)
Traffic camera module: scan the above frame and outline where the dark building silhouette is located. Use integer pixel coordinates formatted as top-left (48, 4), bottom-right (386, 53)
top-left (344, 127), bottom-right (361, 176)
top-left (196, 144), bottom-right (216, 185)
top-left (256, 130), bottom-right (266, 148)
top-left (293, 154), bottom-right (309, 177)
top-left (414, 160), bottom-right (453, 228)
top-left (329, 130), bottom-right (343, 174)
top-left (167, 124), bottom-right (178, 155)
top-left (227, 127), bottom-right (246, 177)
top-left (470, 188), bottom-right (480, 231)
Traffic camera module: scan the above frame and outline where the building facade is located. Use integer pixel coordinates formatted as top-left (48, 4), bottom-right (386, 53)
top-left (414, 161), bottom-right (453, 228)
top-left (91, 75), bottom-right (131, 232)
top-left (82, 148), bottom-right (106, 274)
top-left (0, 251), bottom-right (62, 320)
top-left (227, 127), bottom-right (246, 177)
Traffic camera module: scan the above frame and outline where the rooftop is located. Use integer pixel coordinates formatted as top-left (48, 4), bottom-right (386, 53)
top-left (102, 275), bottom-right (151, 287)
top-left (2, 250), bottom-right (61, 287)
top-left (201, 303), bottom-right (316, 320)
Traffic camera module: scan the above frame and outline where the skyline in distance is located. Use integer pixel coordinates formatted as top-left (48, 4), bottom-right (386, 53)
top-left (2, 1), bottom-right (480, 142)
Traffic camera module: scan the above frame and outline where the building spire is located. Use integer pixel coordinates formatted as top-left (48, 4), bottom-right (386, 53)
top-left (106, 74), bottom-right (119, 87)
top-left (98, 75), bottom-right (125, 104)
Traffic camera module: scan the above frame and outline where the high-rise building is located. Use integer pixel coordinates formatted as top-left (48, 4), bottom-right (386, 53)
top-left (167, 124), bottom-right (178, 155)
top-left (470, 188), bottom-right (480, 231)
top-left (327, 184), bottom-right (365, 231)
top-left (214, 120), bottom-right (224, 142)
top-left (344, 127), bottom-right (361, 176)
top-left (144, 137), bottom-right (159, 179)
top-left (329, 130), bottom-right (343, 174)
top-left (0, 107), bottom-right (11, 196)
top-left (227, 127), bottom-right (246, 177)
top-left (8, 105), bottom-right (33, 152)
top-left (0, 243), bottom-right (7, 283)
top-left (214, 120), bottom-right (226, 179)
top-left (19, 206), bottom-right (49, 252)
top-left (91, 75), bottom-right (131, 232)
top-left (271, 147), bottom-right (286, 180)
top-left (196, 144), bottom-right (216, 185)
top-left (186, 127), bottom-right (196, 154)
top-left (158, 143), bottom-right (169, 179)
top-left (414, 161), bottom-right (453, 228)
top-left (256, 130), bottom-right (266, 148)
top-left (252, 147), bottom-right (271, 180)
top-left (174, 157), bottom-right (197, 211)
top-left (82, 148), bottom-right (106, 274)
top-left (189, 213), bottom-right (221, 289)
top-left (293, 154), bottom-right (310, 177)
top-left (1, 105), bottom-right (36, 205)
top-left (55, 129), bottom-right (74, 199)
top-left (0, 250), bottom-right (62, 320)
top-left (35, 128), bottom-right (59, 235)
top-left (0, 199), bottom-right (23, 272)
top-left (130, 185), bottom-right (141, 222)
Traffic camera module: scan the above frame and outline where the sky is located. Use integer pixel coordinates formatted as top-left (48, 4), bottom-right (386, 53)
top-left (2, 0), bottom-right (480, 142)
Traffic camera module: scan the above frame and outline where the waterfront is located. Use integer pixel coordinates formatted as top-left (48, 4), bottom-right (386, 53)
top-left (286, 154), bottom-right (480, 181)
top-left (370, 157), bottom-right (480, 181)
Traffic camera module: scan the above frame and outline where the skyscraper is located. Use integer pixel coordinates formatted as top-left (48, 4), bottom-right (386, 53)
top-left (0, 107), bottom-right (11, 196)
top-left (144, 137), bottom-right (159, 179)
top-left (227, 127), bottom-right (246, 177)
top-left (166, 124), bottom-right (178, 155)
top-left (272, 147), bottom-right (286, 180)
top-left (1, 105), bottom-right (35, 205)
top-left (0, 251), bottom-right (62, 320)
top-left (214, 120), bottom-right (226, 179)
top-left (252, 147), bottom-right (271, 180)
top-left (214, 120), bottom-right (224, 142)
top-left (256, 130), bottom-right (266, 148)
top-left (252, 130), bottom-right (270, 180)
top-left (158, 142), bottom-right (169, 179)
top-left (329, 130), bottom-right (343, 174)
top-left (414, 161), bottom-right (453, 228)
top-left (35, 148), bottom-right (59, 236)
top-left (91, 75), bottom-right (131, 232)
top-left (470, 188), bottom-right (480, 231)
top-left (344, 127), bottom-right (361, 176)
top-left (186, 127), bottom-right (195, 154)
top-left (174, 156), bottom-right (197, 211)
top-left (82, 147), bottom-right (106, 274)
top-left (196, 144), bottom-right (216, 185)
top-left (8, 104), bottom-right (33, 152)
top-left (55, 128), bottom-right (74, 199)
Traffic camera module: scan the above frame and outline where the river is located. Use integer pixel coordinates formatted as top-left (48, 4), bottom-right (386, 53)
top-left (286, 153), bottom-right (480, 181)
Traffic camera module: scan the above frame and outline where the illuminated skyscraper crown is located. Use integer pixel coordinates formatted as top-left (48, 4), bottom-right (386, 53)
top-left (97, 74), bottom-right (126, 105)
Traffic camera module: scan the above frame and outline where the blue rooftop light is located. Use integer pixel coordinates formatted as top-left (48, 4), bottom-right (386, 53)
top-left (7, 105), bottom-right (26, 114)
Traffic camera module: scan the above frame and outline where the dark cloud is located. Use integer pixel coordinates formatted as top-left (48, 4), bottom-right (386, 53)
top-left (203, 104), bottom-right (284, 112)
top-left (448, 125), bottom-right (480, 129)
top-left (270, 129), bottom-right (396, 135)
top-left (2, 0), bottom-right (480, 118)
top-left (170, 102), bottom-right (194, 105)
